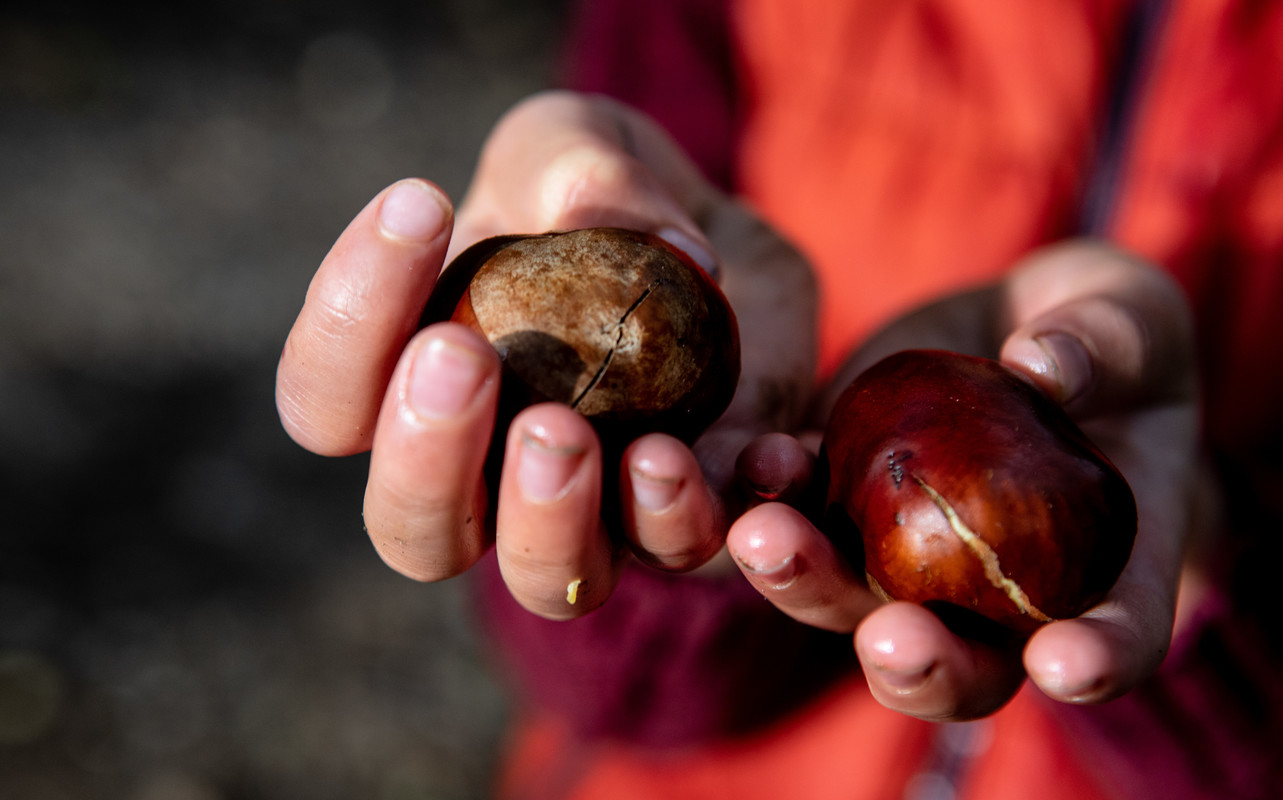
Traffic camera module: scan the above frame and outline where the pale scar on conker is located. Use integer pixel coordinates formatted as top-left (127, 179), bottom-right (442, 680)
top-left (419, 227), bottom-right (741, 453)
top-left (820, 349), bottom-right (1137, 635)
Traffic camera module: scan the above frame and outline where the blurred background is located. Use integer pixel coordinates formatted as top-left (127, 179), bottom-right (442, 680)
top-left (0, 2), bottom-right (571, 797)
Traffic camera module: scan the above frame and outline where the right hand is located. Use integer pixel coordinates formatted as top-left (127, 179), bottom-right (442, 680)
top-left (275, 91), bottom-right (820, 619)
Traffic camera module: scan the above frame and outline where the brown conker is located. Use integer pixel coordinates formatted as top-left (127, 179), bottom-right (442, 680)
top-left (420, 227), bottom-right (740, 451)
top-left (821, 349), bottom-right (1137, 634)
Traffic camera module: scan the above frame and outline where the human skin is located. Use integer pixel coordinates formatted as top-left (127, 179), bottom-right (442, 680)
top-left (276, 90), bottom-right (1202, 723)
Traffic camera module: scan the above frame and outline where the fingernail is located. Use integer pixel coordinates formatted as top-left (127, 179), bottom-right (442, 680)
top-left (747, 477), bottom-right (788, 501)
top-left (629, 465), bottom-right (683, 513)
top-left (872, 661), bottom-right (935, 694)
top-left (864, 636), bottom-right (934, 693)
top-left (732, 548), bottom-right (798, 589)
top-left (379, 179), bottom-right (449, 241)
top-left (1032, 332), bottom-right (1093, 404)
top-left (518, 428), bottom-right (585, 502)
top-left (407, 337), bottom-right (489, 419)
top-left (657, 227), bottom-right (720, 280)
top-left (1031, 660), bottom-right (1099, 701)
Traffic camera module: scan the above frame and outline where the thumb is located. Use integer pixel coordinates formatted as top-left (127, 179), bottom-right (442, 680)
top-left (997, 241), bottom-right (1197, 419)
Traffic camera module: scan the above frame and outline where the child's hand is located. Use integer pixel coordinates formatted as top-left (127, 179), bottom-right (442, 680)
top-left (276, 91), bottom-right (819, 618)
top-left (726, 241), bottom-right (1202, 720)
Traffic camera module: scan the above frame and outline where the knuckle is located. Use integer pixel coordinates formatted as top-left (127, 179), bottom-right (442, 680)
top-left (374, 542), bottom-right (470, 583)
top-left (364, 493), bottom-right (487, 582)
top-left (499, 558), bottom-right (605, 620)
top-left (308, 276), bottom-right (369, 341)
top-left (274, 375), bottom-right (325, 449)
top-left (275, 339), bottom-right (369, 456)
top-left (495, 527), bottom-right (614, 607)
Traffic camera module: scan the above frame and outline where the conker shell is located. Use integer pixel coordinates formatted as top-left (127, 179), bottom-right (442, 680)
top-left (420, 228), bottom-right (740, 449)
top-left (822, 349), bottom-right (1137, 634)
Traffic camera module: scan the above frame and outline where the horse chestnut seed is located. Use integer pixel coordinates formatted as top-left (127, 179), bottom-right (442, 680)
top-left (822, 349), bottom-right (1137, 634)
top-left (420, 228), bottom-right (740, 449)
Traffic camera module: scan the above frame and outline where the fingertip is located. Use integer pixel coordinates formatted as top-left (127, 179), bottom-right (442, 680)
top-left (275, 363), bottom-right (362, 456)
top-left (367, 521), bottom-right (487, 584)
top-left (727, 503), bottom-right (878, 632)
top-left (495, 404), bottom-right (618, 619)
top-left (498, 556), bottom-right (622, 621)
top-left (856, 603), bottom-right (1026, 721)
top-left (623, 435), bottom-right (722, 571)
top-left (1024, 616), bottom-right (1157, 704)
top-left (855, 603), bottom-right (943, 695)
top-left (727, 503), bottom-right (809, 580)
top-left (735, 433), bottom-right (815, 503)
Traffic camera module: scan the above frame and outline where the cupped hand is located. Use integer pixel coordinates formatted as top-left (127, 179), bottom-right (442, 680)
top-left (726, 240), bottom-right (1202, 720)
top-left (276, 90), bottom-right (818, 619)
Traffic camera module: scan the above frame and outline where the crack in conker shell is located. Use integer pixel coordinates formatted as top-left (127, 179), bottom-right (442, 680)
top-left (821, 349), bottom-right (1137, 635)
top-left (913, 476), bottom-right (1052, 624)
top-left (569, 283), bottom-right (655, 409)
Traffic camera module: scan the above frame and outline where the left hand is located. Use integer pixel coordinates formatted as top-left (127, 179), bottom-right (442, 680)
top-left (725, 240), bottom-right (1202, 720)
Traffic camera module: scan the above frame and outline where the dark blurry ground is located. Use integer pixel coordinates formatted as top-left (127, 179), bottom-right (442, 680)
top-left (0, 2), bottom-right (570, 797)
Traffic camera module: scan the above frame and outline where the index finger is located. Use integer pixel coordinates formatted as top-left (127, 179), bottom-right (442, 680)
top-left (276, 179), bottom-right (455, 456)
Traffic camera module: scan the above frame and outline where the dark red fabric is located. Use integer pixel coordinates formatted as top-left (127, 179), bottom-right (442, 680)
top-left (560, 0), bottom-right (739, 190)
top-left (476, 551), bottom-right (856, 749)
top-left (1053, 589), bottom-right (1283, 799)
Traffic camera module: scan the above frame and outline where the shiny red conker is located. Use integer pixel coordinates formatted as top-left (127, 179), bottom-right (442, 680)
top-left (822, 349), bottom-right (1137, 634)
